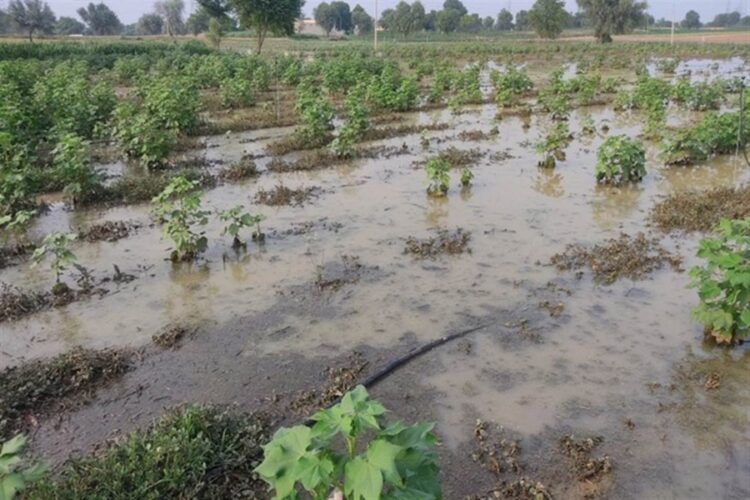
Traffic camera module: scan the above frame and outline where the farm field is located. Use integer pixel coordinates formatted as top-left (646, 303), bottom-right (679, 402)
top-left (1, 37), bottom-right (749, 499)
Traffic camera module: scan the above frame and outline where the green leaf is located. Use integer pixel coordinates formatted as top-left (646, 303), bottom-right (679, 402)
top-left (297, 455), bottom-right (334, 492)
top-left (344, 456), bottom-right (383, 500)
top-left (1, 435), bottom-right (26, 457)
top-left (1, 473), bottom-right (25, 500)
top-left (367, 439), bottom-right (402, 486)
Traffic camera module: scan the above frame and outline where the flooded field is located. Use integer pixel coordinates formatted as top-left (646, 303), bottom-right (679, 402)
top-left (1, 40), bottom-right (749, 499)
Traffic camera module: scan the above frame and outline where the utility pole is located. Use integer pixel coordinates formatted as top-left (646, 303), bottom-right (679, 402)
top-left (374, 0), bottom-right (378, 51)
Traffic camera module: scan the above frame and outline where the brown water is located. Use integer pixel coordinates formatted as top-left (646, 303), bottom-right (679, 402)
top-left (1, 92), bottom-right (749, 497)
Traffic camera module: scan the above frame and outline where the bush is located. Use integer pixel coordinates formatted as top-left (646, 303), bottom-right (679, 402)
top-left (219, 75), bottom-right (256, 108)
top-left (663, 111), bottom-right (748, 166)
top-left (294, 77), bottom-right (334, 148)
top-left (492, 66), bottom-right (533, 107)
top-left (595, 135), bottom-right (646, 185)
top-left (689, 218), bottom-right (750, 345)
top-left (256, 386), bottom-right (440, 499)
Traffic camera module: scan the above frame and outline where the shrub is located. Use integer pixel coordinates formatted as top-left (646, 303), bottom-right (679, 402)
top-left (689, 218), bottom-right (750, 345)
top-left (425, 157), bottom-right (451, 195)
top-left (152, 177), bottom-right (210, 262)
top-left (492, 66), bottom-right (533, 107)
top-left (51, 133), bottom-right (101, 205)
top-left (255, 385), bottom-right (440, 499)
top-left (294, 77), bottom-right (334, 148)
top-left (219, 76), bottom-right (256, 108)
top-left (595, 135), bottom-right (646, 185)
top-left (663, 111), bottom-right (748, 166)
top-left (330, 83), bottom-right (370, 158)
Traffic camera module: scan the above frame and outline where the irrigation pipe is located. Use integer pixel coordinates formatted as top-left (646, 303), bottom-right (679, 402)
top-left (304, 322), bottom-right (492, 425)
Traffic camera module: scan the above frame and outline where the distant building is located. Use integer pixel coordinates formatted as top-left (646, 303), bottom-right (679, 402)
top-left (296, 18), bottom-right (345, 38)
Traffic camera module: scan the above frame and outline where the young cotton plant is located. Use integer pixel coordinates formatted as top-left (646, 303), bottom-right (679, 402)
top-left (255, 385), bottom-right (441, 500)
top-left (31, 232), bottom-right (77, 294)
top-left (0, 435), bottom-right (47, 500)
top-left (689, 218), bottom-right (750, 345)
top-left (425, 158), bottom-right (451, 196)
top-left (330, 84), bottom-right (370, 159)
top-left (595, 135), bottom-right (646, 185)
top-left (218, 206), bottom-right (265, 248)
top-left (152, 177), bottom-right (210, 262)
top-left (295, 77), bottom-right (335, 149)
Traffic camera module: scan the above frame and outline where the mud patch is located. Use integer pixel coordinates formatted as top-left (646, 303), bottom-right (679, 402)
top-left (152, 324), bottom-right (194, 350)
top-left (360, 122), bottom-right (450, 142)
top-left (217, 156), bottom-right (258, 182)
top-left (550, 233), bottom-right (683, 284)
top-left (78, 220), bottom-right (141, 243)
top-left (0, 243), bottom-right (36, 269)
top-left (649, 185), bottom-right (750, 233)
top-left (266, 144), bottom-right (406, 173)
top-left (0, 347), bottom-right (132, 439)
top-left (0, 283), bottom-right (50, 322)
top-left (413, 147), bottom-right (484, 168)
top-left (404, 228), bottom-right (472, 258)
top-left (314, 255), bottom-right (371, 291)
top-left (289, 352), bottom-right (369, 415)
top-left (558, 435), bottom-right (612, 483)
top-left (254, 184), bottom-right (320, 207)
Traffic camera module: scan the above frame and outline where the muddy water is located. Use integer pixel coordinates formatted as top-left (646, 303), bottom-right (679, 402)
top-left (2, 95), bottom-right (750, 497)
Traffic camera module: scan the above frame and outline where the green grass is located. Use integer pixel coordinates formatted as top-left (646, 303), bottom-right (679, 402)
top-left (29, 406), bottom-right (271, 499)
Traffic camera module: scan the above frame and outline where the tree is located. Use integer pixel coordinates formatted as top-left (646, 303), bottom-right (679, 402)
top-left (186, 7), bottom-right (211, 34)
top-left (482, 16), bottom-right (494, 30)
top-left (681, 10), bottom-right (700, 29)
top-left (136, 13), bottom-right (163, 35)
top-left (197, 0), bottom-right (232, 19)
top-left (528, 0), bottom-right (568, 39)
top-left (229, 0), bottom-right (303, 54)
top-left (330, 1), bottom-right (352, 33)
top-left (576, 0), bottom-right (648, 43)
top-left (423, 9), bottom-right (437, 30)
top-left (155, 0), bottom-right (185, 36)
top-left (391, 1), bottom-right (423, 38)
top-left (8, 0), bottom-right (55, 42)
top-left (207, 17), bottom-right (223, 48)
top-left (496, 9), bottom-right (513, 30)
top-left (436, 7), bottom-right (461, 33)
top-left (708, 11), bottom-right (741, 27)
top-left (55, 16), bottom-right (85, 35)
top-left (443, 0), bottom-right (467, 17)
top-left (314, 2), bottom-right (336, 36)
top-left (351, 4), bottom-right (373, 34)
top-left (515, 10), bottom-right (530, 31)
top-left (458, 13), bottom-right (481, 33)
top-left (77, 2), bottom-right (123, 35)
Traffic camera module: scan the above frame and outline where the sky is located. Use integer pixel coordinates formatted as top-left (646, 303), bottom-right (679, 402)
top-left (24, 0), bottom-right (750, 26)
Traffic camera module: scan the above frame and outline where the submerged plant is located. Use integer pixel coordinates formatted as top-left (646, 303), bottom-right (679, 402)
top-left (460, 168), bottom-right (474, 188)
top-left (255, 385), bottom-right (441, 499)
top-left (219, 206), bottom-right (264, 248)
top-left (152, 176), bottom-right (210, 262)
top-left (536, 122), bottom-right (571, 168)
top-left (31, 232), bottom-right (77, 291)
top-left (492, 66), bottom-right (533, 107)
top-left (689, 218), bottom-right (750, 345)
top-left (425, 157), bottom-right (451, 196)
top-left (595, 135), bottom-right (646, 185)
top-left (0, 435), bottom-right (47, 499)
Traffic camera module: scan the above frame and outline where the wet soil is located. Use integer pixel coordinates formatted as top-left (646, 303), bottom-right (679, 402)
top-left (404, 228), bottom-right (472, 258)
top-left (550, 232), bottom-right (683, 284)
top-left (649, 185), bottom-right (750, 232)
top-left (254, 184), bottom-right (321, 206)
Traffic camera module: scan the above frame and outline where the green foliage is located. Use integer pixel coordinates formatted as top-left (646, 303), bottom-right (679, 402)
top-left (491, 66), bottom-right (533, 107)
top-left (595, 135), bottom-right (646, 184)
top-left (294, 77), bottom-right (335, 148)
top-left (219, 75), bottom-right (256, 108)
top-left (448, 64), bottom-right (482, 111)
top-left (31, 232), bottom-right (77, 284)
top-left (460, 168), bottom-right (474, 187)
top-left (0, 435), bottom-right (47, 500)
top-left (689, 218), bottom-right (750, 344)
top-left (152, 177), bottom-right (210, 262)
top-left (113, 102), bottom-right (179, 167)
top-left (0, 210), bottom-right (35, 232)
top-left (207, 17), bottom-right (224, 49)
top-left (536, 121), bottom-right (571, 167)
top-left (330, 83), bottom-right (370, 158)
top-left (425, 157), bottom-right (451, 196)
top-left (30, 405), bottom-right (269, 499)
top-left (366, 65), bottom-right (418, 112)
top-left (51, 133), bottom-right (100, 205)
top-left (528, 0), bottom-right (568, 39)
top-left (577, 0), bottom-right (648, 43)
top-left (255, 385), bottom-right (440, 500)
top-left (671, 78), bottom-right (725, 111)
top-left (663, 111), bottom-right (749, 165)
top-left (219, 206), bottom-right (264, 247)
top-left (614, 75), bottom-right (670, 111)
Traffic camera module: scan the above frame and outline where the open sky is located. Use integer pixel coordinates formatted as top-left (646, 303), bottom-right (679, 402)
top-left (32, 0), bottom-right (750, 25)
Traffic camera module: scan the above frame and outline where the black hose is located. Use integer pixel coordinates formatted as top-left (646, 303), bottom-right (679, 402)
top-left (303, 322), bottom-right (492, 426)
